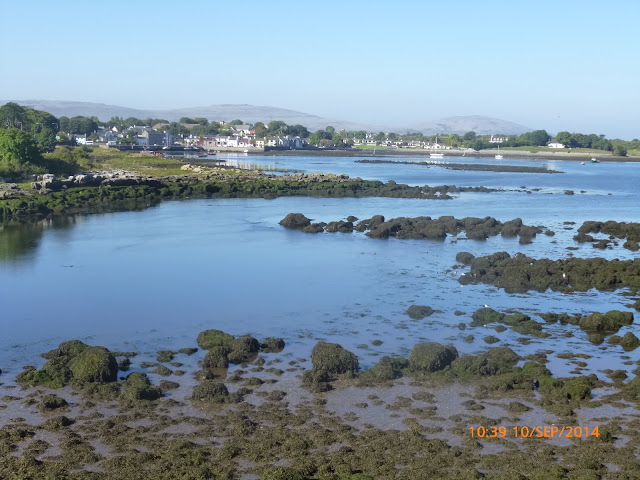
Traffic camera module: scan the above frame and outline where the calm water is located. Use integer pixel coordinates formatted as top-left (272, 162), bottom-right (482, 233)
top-left (2, 155), bottom-right (639, 379)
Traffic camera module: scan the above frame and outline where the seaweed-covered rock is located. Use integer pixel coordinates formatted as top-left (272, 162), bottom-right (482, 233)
top-left (471, 308), bottom-right (505, 326)
top-left (197, 329), bottom-right (234, 350)
top-left (41, 415), bottom-right (74, 431)
top-left (455, 252), bottom-right (475, 265)
top-left (191, 380), bottom-right (229, 403)
top-left (68, 347), bottom-right (118, 384)
top-left (178, 347), bottom-right (198, 355)
top-left (325, 220), bottom-right (354, 233)
top-left (301, 369), bottom-right (332, 392)
top-left (483, 335), bottom-right (500, 344)
top-left (261, 337), bottom-right (285, 352)
top-left (302, 223), bottom-right (326, 234)
top-left (406, 305), bottom-right (434, 320)
top-left (409, 343), bottom-right (458, 372)
top-left (202, 346), bottom-right (230, 369)
top-left (359, 356), bottom-right (408, 383)
top-left (155, 365), bottom-right (172, 377)
top-left (310, 342), bottom-right (359, 375)
top-left (38, 395), bottom-right (68, 412)
top-left (42, 340), bottom-right (88, 360)
top-left (156, 350), bottom-right (174, 363)
top-left (279, 213), bottom-right (311, 229)
top-left (228, 336), bottom-right (260, 364)
top-left (122, 372), bottom-right (162, 401)
top-left (579, 310), bottom-right (634, 333)
top-left (620, 332), bottom-right (640, 351)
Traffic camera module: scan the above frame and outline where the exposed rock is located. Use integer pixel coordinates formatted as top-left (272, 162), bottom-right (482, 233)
top-left (192, 380), bottom-right (229, 403)
top-left (202, 346), bottom-right (230, 369)
top-left (455, 252), bottom-right (475, 265)
top-left (409, 342), bottom-right (458, 372)
top-left (228, 336), bottom-right (260, 364)
top-left (68, 347), bottom-right (118, 384)
top-left (260, 337), bottom-right (285, 352)
top-left (310, 342), bottom-right (359, 375)
top-left (279, 213), bottom-right (311, 229)
top-left (197, 329), bottom-right (234, 350)
top-left (38, 395), bottom-right (68, 412)
top-left (122, 372), bottom-right (162, 401)
top-left (406, 305), bottom-right (434, 320)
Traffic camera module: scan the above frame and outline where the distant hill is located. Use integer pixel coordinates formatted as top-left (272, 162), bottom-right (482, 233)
top-left (2, 100), bottom-right (532, 135)
top-left (417, 115), bottom-right (531, 135)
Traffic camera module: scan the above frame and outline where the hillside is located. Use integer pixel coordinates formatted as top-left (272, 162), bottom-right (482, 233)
top-left (2, 100), bottom-right (532, 135)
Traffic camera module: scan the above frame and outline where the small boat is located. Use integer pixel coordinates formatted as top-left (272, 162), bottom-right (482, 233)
top-left (430, 153), bottom-right (444, 158)
top-left (591, 157), bottom-right (599, 163)
top-left (581, 162), bottom-right (585, 165)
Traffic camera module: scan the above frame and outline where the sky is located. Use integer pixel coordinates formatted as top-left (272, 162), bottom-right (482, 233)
top-left (1, 0), bottom-right (639, 139)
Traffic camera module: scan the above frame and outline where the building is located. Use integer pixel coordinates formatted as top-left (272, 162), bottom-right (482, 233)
top-left (548, 142), bottom-right (565, 148)
top-left (489, 135), bottom-right (507, 143)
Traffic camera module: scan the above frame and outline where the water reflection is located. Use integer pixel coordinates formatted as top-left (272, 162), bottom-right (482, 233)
top-left (0, 216), bottom-right (79, 263)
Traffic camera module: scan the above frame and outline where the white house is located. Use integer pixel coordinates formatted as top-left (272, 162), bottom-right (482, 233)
top-left (548, 142), bottom-right (565, 148)
top-left (489, 135), bottom-right (507, 143)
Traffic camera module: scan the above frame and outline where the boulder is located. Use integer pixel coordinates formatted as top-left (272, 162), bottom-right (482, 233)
top-left (197, 329), bottom-right (234, 350)
top-left (192, 380), bottom-right (229, 403)
top-left (279, 213), bottom-right (311, 229)
top-left (406, 305), bottom-right (434, 320)
top-left (68, 346), bottom-right (118, 384)
top-left (228, 336), bottom-right (260, 364)
top-left (310, 342), bottom-right (359, 375)
top-left (455, 252), bottom-right (475, 265)
top-left (261, 337), bottom-right (285, 352)
top-left (202, 346), bottom-right (230, 368)
top-left (122, 372), bottom-right (162, 401)
top-left (409, 342), bottom-right (458, 372)
top-left (471, 308), bottom-right (505, 326)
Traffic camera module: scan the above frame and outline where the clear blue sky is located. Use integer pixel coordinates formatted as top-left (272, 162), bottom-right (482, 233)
top-left (1, 0), bottom-right (639, 138)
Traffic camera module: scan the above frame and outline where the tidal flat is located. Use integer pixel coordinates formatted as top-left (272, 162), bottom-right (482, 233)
top-left (1, 154), bottom-right (640, 478)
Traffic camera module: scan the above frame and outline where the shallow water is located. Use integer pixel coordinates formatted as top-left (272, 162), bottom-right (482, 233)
top-left (1, 155), bottom-right (639, 381)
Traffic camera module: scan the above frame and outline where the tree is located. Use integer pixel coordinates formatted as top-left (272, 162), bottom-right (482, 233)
top-left (179, 117), bottom-right (196, 124)
top-left (374, 132), bottom-right (385, 142)
top-left (555, 131), bottom-right (571, 145)
top-left (613, 145), bottom-right (627, 156)
top-left (463, 131), bottom-right (476, 142)
top-left (193, 117), bottom-right (209, 126)
top-left (267, 121), bottom-right (287, 135)
top-left (253, 122), bottom-right (267, 138)
top-left (288, 124), bottom-right (310, 138)
top-left (0, 102), bottom-right (27, 130)
top-left (0, 128), bottom-right (42, 174)
top-left (229, 119), bottom-right (243, 126)
top-left (325, 126), bottom-right (335, 135)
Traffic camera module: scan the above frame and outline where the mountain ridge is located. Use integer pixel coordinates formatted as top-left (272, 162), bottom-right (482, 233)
top-left (1, 100), bottom-right (532, 135)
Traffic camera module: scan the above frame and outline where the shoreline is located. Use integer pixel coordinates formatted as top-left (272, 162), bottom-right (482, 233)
top-left (260, 147), bottom-right (640, 162)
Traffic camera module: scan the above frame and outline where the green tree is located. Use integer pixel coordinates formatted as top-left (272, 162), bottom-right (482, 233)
top-left (229, 119), bottom-right (243, 126)
top-left (179, 117), bottom-right (196, 124)
top-left (0, 102), bottom-right (27, 130)
top-left (253, 122), bottom-right (267, 138)
top-left (555, 131), bottom-right (571, 145)
top-left (613, 145), bottom-right (627, 156)
top-left (267, 121), bottom-right (287, 135)
top-left (193, 117), bottom-right (209, 126)
top-left (288, 124), bottom-right (310, 138)
top-left (325, 126), bottom-right (335, 135)
top-left (0, 128), bottom-right (43, 174)
top-left (463, 131), bottom-right (476, 142)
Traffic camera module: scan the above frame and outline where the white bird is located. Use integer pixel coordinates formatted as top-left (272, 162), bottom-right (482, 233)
top-left (483, 304), bottom-right (490, 308)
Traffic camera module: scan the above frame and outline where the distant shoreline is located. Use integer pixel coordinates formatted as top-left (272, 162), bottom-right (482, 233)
top-left (261, 148), bottom-right (640, 162)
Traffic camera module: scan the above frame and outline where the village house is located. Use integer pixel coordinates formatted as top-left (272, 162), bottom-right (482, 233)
top-left (548, 142), bottom-right (565, 148)
top-left (489, 135), bottom-right (507, 143)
